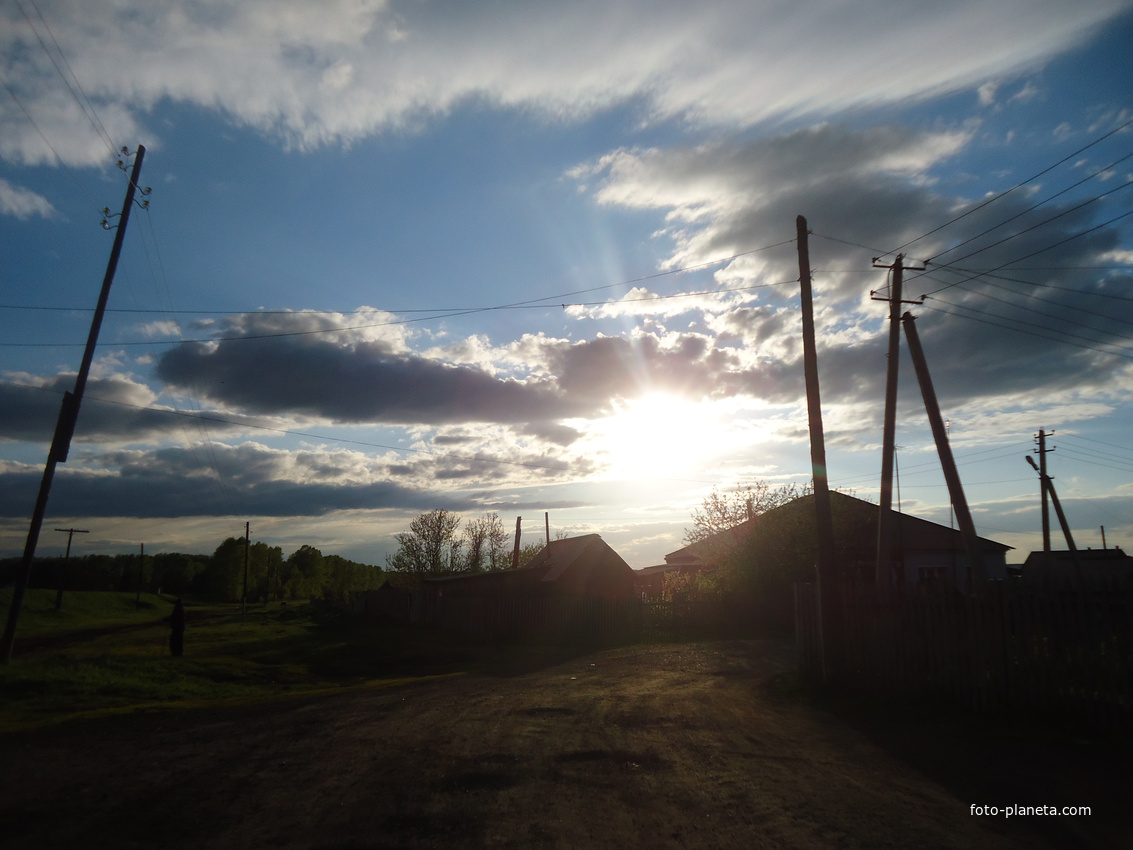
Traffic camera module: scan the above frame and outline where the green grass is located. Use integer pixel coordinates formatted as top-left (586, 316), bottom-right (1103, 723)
top-left (0, 590), bottom-right (475, 731)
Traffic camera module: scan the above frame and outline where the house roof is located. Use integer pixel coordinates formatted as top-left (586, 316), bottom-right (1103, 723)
top-left (665, 491), bottom-right (1011, 564)
top-left (1022, 547), bottom-right (1130, 567)
top-left (421, 533), bottom-right (628, 585)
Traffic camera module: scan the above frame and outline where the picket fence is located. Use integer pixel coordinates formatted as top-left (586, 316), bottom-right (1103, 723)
top-left (795, 577), bottom-right (1133, 731)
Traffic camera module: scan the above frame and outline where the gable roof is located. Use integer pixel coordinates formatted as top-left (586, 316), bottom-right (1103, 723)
top-left (666, 491), bottom-right (1010, 564)
top-left (421, 533), bottom-right (629, 586)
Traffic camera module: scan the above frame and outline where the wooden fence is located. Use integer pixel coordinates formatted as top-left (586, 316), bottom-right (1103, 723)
top-left (411, 593), bottom-right (779, 643)
top-left (428, 594), bottom-right (642, 643)
top-left (796, 577), bottom-right (1133, 731)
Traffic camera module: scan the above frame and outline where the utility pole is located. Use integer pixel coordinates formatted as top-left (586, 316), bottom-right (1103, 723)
top-left (1025, 455), bottom-right (1083, 581)
top-left (512, 516), bottom-right (522, 569)
top-left (902, 313), bottom-right (987, 587)
top-left (53, 527), bottom-right (89, 611)
top-left (870, 255), bottom-right (924, 594)
top-left (242, 522), bottom-right (250, 614)
top-left (796, 216), bottom-right (838, 680)
top-left (545, 512), bottom-right (550, 546)
top-left (1035, 430), bottom-right (1054, 554)
top-left (136, 543), bottom-right (145, 607)
top-left (2, 145), bottom-right (147, 664)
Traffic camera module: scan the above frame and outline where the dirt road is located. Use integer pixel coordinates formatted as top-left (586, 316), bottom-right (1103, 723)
top-left (1, 639), bottom-right (1127, 849)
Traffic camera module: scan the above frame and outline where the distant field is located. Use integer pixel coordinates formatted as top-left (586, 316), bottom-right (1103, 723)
top-left (0, 589), bottom-right (477, 731)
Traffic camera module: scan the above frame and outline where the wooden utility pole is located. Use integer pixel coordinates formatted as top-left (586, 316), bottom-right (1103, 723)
top-left (242, 522), bottom-right (250, 614)
top-left (796, 216), bottom-right (838, 679)
top-left (1026, 455), bottom-right (1083, 580)
top-left (2, 145), bottom-right (146, 664)
top-left (53, 527), bottom-right (89, 611)
top-left (1035, 430), bottom-right (1054, 553)
top-left (902, 313), bottom-right (987, 587)
top-left (870, 255), bottom-right (924, 593)
top-left (545, 512), bottom-right (550, 546)
top-left (136, 543), bottom-right (145, 607)
top-left (512, 516), bottom-right (522, 569)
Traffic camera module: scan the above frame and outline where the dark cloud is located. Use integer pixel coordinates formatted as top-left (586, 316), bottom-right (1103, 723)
top-left (154, 316), bottom-right (795, 426)
top-left (0, 375), bottom-right (175, 443)
top-left (157, 333), bottom-right (572, 425)
top-left (584, 122), bottom-right (1133, 412)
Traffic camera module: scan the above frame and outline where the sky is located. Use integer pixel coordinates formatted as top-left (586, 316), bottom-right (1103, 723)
top-left (1, 0), bottom-right (1132, 570)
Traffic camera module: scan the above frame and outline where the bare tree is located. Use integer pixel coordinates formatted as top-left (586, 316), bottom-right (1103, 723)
top-left (461, 512), bottom-right (509, 572)
top-left (387, 509), bottom-right (463, 574)
top-left (684, 481), bottom-right (811, 545)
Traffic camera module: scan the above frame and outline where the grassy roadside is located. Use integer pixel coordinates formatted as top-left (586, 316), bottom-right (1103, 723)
top-left (0, 589), bottom-right (477, 732)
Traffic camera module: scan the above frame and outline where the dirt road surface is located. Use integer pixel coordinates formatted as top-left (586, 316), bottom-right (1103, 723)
top-left (1, 639), bottom-right (1128, 849)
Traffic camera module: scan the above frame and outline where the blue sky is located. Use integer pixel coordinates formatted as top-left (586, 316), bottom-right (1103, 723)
top-left (2, 0), bottom-right (1132, 568)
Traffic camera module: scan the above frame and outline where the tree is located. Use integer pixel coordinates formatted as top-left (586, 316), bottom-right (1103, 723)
top-left (286, 545), bottom-right (326, 600)
top-left (460, 512), bottom-right (509, 572)
top-left (387, 509), bottom-right (463, 574)
top-left (684, 481), bottom-right (811, 545)
top-left (197, 538), bottom-right (246, 602)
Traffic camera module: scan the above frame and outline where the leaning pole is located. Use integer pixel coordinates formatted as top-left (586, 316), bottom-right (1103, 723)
top-left (796, 216), bottom-right (839, 681)
top-left (1, 146), bottom-right (146, 664)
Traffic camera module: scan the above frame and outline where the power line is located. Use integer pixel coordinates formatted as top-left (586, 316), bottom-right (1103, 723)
top-left (911, 177), bottom-right (1133, 281)
top-left (0, 239), bottom-right (798, 318)
top-left (0, 379), bottom-right (632, 478)
top-left (926, 150), bottom-right (1133, 266)
top-left (920, 298), bottom-right (1133, 359)
top-left (918, 207), bottom-right (1133, 299)
top-left (884, 114), bottom-right (1133, 258)
top-left (14, 0), bottom-right (117, 158)
top-left (0, 278), bottom-right (800, 348)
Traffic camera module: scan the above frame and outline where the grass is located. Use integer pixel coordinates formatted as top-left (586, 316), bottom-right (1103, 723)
top-left (0, 589), bottom-right (478, 732)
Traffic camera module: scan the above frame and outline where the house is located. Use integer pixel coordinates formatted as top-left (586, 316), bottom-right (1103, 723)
top-left (634, 521), bottom-right (754, 597)
top-left (666, 492), bottom-right (1011, 592)
top-left (1020, 547), bottom-right (1133, 583)
top-left (420, 534), bottom-right (637, 639)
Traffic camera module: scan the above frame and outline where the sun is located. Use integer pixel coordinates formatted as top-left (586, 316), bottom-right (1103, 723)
top-left (591, 393), bottom-right (719, 480)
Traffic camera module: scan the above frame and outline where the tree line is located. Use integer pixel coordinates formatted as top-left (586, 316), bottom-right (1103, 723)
top-left (385, 510), bottom-right (549, 574)
top-left (0, 539), bottom-right (384, 604)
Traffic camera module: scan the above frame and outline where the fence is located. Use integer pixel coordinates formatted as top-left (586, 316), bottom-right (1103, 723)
top-left (427, 594), bottom-right (642, 643)
top-left (795, 576), bottom-right (1133, 731)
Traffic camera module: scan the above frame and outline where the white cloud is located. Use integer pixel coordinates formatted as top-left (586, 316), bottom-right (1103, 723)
top-left (2, 0), bottom-right (1129, 165)
top-left (0, 178), bottom-right (55, 218)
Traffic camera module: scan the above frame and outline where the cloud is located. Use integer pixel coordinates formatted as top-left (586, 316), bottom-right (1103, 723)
top-left (0, 372), bottom-right (164, 443)
top-left (0, 178), bottom-right (55, 218)
top-left (2, 0), bottom-right (1129, 165)
top-left (568, 120), bottom-right (1133, 422)
top-left (154, 311), bottom-right (808, 425)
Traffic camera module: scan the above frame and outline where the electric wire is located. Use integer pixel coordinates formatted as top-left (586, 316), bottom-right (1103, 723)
top-left (14, 0), bottom-right (117, 158)
top-left (909, 178), bottom-right (1133, 287)
top-left (920, 298), bottom-right (1133, 359)
top-left (0, 379), bottom-right (643, 477)
top-left (0, 278), bottom-right (801, 348)
top-left (918, 207), bottom-right (1133, 299)
top-left (925, 152), bottom-right (1133, 266)
top-left (884, 114), bottom-right (1133, 258)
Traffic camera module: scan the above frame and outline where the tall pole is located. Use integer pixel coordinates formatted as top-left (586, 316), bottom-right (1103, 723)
top-left (875, 256), bottom-right (904, 593)
top-left (242, 522), bottom-right (250, 614)
top-left (512, 517), bottom-right (522, 569)
top-left (545, 512), bottom-right (550, 546)
top-left (1026, 455), bottom-right (1082, 581)
top-left (53, 527), bottom-right (89, 611)
top-left (1036, 430), bottom-right (1053, 554)
top-left (136, 543), bottom-right (145, 606)
top-left (902, 313), bottom-right (987, 587)
top-left (2, 145), bottom-right (146, 664)
top-left (796, 216), bottom-right (838, 679)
